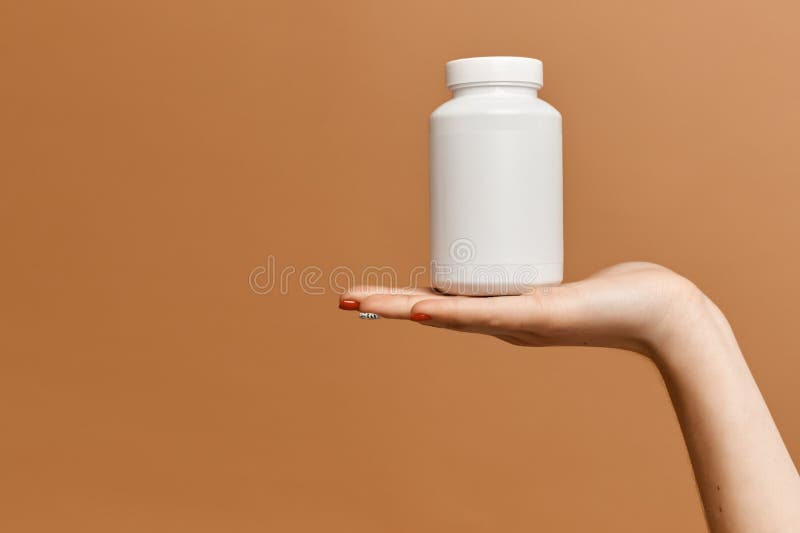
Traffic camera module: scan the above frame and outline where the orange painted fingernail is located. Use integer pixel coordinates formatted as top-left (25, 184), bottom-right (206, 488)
top-left (410, 313), bottom-right (431, 321)
top-left (339, 299), bottom-right (360, 310)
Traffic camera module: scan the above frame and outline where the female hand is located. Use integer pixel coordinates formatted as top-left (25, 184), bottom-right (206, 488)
top-left (339, 261), bottom-right (800, 533)
top-left (340, 261), bottom-right (705, 360)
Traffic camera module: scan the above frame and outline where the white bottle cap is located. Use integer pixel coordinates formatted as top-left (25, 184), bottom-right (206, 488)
top-left (445, 56), bottom-right (543, 89)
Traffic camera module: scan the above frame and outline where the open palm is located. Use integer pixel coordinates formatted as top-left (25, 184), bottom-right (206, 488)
top-left (341, 262), bottom-right (704, 356)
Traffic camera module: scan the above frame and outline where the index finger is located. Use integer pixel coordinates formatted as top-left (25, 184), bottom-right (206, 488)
top-left (340, 287), bottom-right (453, 319)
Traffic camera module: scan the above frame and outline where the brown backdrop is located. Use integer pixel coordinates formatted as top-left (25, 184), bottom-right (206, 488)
top-left (2, 1), bottom-right (799, 531)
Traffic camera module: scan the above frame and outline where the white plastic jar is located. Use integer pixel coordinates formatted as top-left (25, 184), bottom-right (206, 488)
top-left (429, 56), bottom-right (563, 295)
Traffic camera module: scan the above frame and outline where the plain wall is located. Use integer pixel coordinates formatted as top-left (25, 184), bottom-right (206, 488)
top-left (1, 0), bottom-right (799, 531)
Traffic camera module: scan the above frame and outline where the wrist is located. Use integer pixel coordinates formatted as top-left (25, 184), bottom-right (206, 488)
top-left (646, 284), bottom-right (742, 372)
top-left (644, 278), bottom-right (740, 368)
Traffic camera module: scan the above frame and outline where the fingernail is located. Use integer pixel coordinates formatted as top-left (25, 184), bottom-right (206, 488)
top-left (339, 299), bottom-right (360, 310)
top-left (410, 313), bottom-right (431, 321)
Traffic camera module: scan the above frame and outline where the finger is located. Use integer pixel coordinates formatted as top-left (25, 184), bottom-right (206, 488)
top-left (341, 285), bottom-right (434, 303)
top-left (409, 295), bottom-right (531, 329)
top-left (339, 286), bottom-right (433, 312)
top-left (411, 289), bottom-right (569, 336)
top-left (358, 292), bottom-right (447, 319)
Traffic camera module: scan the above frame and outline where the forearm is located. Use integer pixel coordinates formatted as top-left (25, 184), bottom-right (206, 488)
top-left (652, 294), bottom-right (800, 532)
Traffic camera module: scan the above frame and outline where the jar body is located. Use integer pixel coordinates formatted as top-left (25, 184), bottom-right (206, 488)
top-left (429, 85), bottom-right (563, 295)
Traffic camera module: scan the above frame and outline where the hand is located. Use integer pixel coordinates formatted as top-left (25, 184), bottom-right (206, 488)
top-left (340, 262), bottom-right (704, 358)
top-left (340, 261), bottom-right (800, 533)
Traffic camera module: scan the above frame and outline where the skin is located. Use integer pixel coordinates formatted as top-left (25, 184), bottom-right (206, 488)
top-left (340, 262), bottom-right (800, 533)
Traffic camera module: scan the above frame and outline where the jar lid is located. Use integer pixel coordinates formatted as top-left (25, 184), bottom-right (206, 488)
top-left (445, 56), bottom-right (543, 89)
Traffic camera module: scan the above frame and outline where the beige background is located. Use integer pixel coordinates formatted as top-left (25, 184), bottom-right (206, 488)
top-left (1, 1), bottom-right (799, 531)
